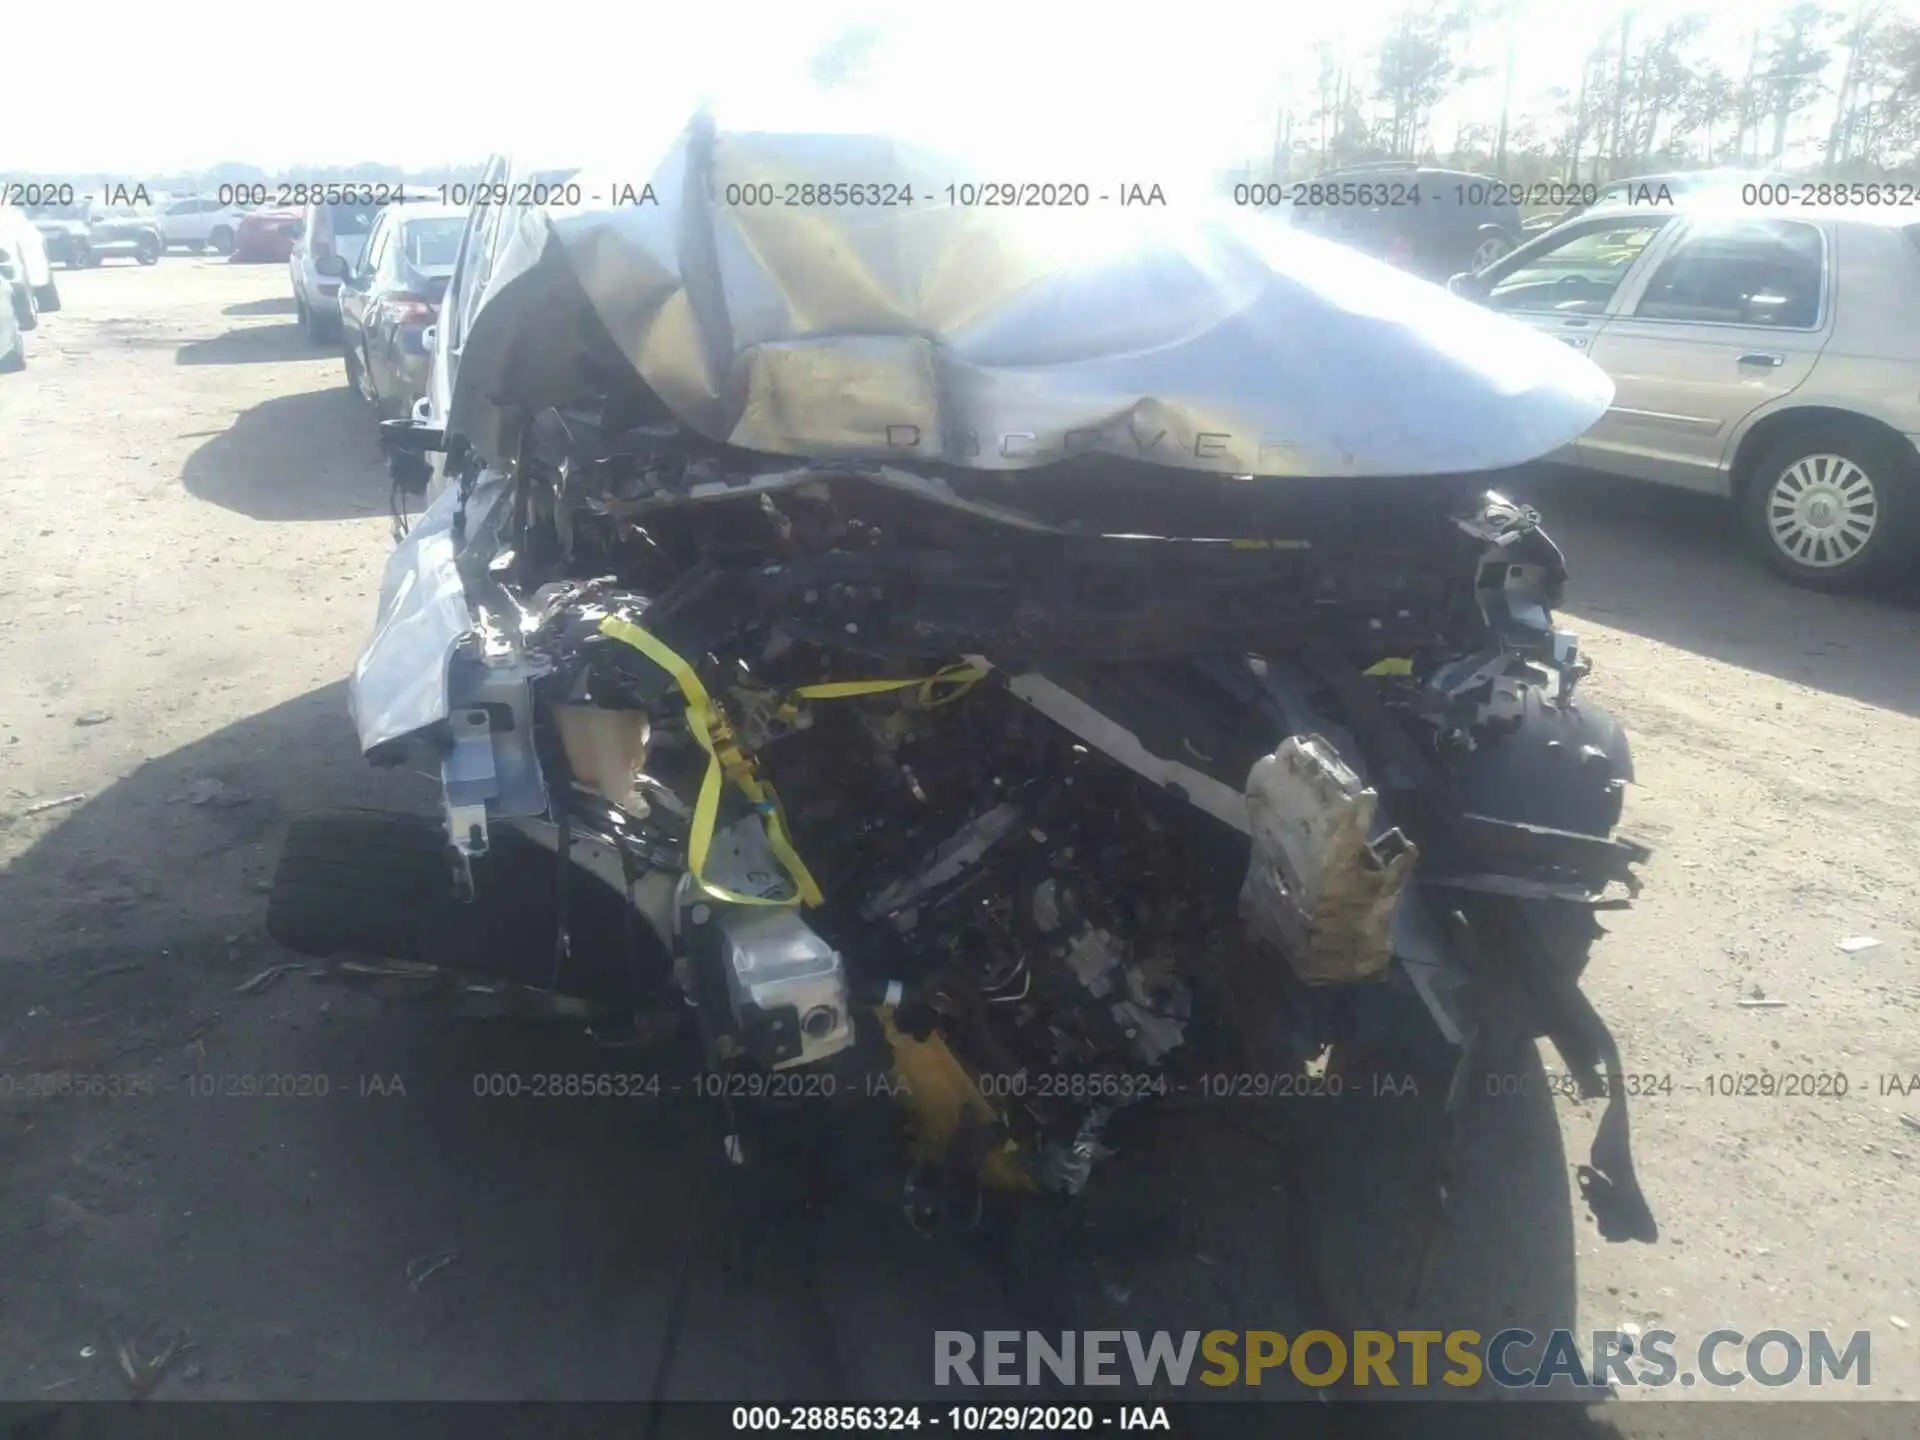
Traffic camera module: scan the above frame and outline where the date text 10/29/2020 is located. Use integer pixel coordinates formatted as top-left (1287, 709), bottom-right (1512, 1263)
top-left (0, 1072), bottom-right (409, 1101)
top-left (424, 181), bottom-right (1172, 210)
top-left (14, 1068), bottom-right (1910, 1107)
top-left (729, 1405), bottom-right (1170, 1433)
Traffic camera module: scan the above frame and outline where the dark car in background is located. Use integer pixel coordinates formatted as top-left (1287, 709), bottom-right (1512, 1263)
top-left (26, 200), bottom-right (164, 267)
top-left (1288, 163), bottom-right (1522, 282)
top-left (326, 203), bottom-right (464, 419)
top-left (26, 204), bottom-right (91, 267)
top-left (84, 203), bottom-right (165, 265)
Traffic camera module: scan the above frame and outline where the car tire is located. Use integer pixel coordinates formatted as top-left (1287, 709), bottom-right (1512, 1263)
top-left (344, 344), bottom-right (367, 398)
top-left (135, 235), bottom-right (161, 266)
top-left (208, 226), bottom-right (235, 256)
top-left (34, 279), bottom-right (61, 313)
top-left (1469, 229), bottom-right (1515, 270)
top-left (0, 331), bottom-right (24, 373)
top-left (267, 811), bottom-right (446, 960)
top-left (304, 299), bottom-right (334, 344)
top-left (83, 247), bottom-right (103, 268)
top-left (1739, 424), bottom-right (1918, 592)
top-left (267, 811), bottom-right (651, 1004)
top-left (12, 284), bottom-right (37, 332)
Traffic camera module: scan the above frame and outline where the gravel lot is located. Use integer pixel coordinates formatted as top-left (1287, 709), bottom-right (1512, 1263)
top-left (2, 259), bottom-right (1917, 1431)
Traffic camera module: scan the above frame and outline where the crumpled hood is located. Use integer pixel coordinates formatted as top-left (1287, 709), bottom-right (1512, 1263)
top-left (446, 116), bottom-right (1613, 480)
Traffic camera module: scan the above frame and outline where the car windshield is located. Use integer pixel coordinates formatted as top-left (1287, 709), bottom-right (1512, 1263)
top-left (402, 218), bottom-right (465, 268)
top-left (325, 203), bottom-right (378, 237)
top-left (33, 203), bottom-right (88, 221)
top-left (96, 207), bottom-right (142, 219)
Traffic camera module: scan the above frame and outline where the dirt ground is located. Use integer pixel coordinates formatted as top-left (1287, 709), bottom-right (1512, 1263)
top-left (2, 259), bottom-right (1917, 1432)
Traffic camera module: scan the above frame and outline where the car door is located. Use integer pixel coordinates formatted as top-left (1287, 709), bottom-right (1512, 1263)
top-left (87, 204), bottom-right (121, 247)
top-left (1578, 216), bottom-right (1829, 492)
top-left (370, 217), bottom-right (412, 391)
top-left (1479, 213), bottom-right (1677, 353)
top-left (188, 199), bottom-right (218, 244)
top-left (363, 218), bottom-right (404, 394)
top-left (160, 199), bottom-right (190, 244)
top-left (340, 210), bottom-right (389, 352)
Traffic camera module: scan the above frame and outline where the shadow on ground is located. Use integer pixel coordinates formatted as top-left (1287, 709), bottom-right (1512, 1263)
top-left (176, 323), bottom-right (318, 367)
top-left (0, 687), bottom-right (1041, 1405)
top-left (223, 297), bottom-right (297, 318)
top-left (1511, 465), bottom-right (1920, 718)
top-left (0, 683), bottom-right (1628, 1436)
top-left (181, 386), bottom-right (387, 522)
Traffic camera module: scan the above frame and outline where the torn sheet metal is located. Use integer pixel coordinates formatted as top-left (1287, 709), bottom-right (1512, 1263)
top-left (446, 116), bottom-right (1613, 481)
top-left (349, 471), bottom-right (508, 753)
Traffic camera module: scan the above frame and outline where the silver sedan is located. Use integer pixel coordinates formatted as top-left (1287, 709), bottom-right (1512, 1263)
top-left (1453, 200), bottom-right (1920, 591)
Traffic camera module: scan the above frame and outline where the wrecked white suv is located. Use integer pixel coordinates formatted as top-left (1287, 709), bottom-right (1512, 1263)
top-left (270, 116), bottom-right (1656, 1246)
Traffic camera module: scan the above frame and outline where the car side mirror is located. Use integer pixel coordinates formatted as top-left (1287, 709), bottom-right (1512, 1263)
top-left (315, 253), bottom-right (347, 278)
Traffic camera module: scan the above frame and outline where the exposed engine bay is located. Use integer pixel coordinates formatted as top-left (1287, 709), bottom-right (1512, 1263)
top-left (280, 122), bottom-right (1659, 1248)
top-left (305, 414), bottom-right (1655, 1233)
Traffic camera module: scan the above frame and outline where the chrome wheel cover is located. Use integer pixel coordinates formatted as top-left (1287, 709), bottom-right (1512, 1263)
top-left (1766, 453), bottom-right (1878, 569)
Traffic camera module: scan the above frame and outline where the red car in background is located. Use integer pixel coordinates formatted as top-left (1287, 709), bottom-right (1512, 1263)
top-left (229, 209), bottom-right (302, 264)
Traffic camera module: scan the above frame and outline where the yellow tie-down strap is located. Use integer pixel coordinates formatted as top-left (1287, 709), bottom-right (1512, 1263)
top-left (776, 660), bottom-right (989, 720)
top-left (596, 617), bottom-right (988, 908)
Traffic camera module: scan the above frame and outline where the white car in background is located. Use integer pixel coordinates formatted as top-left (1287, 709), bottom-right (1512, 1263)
top-left (0, 207), bottom-right (61, 330)
top-left (156, 196), bottom-right (249, 255)
top-left (290, 199), bottom-right (384, 342)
